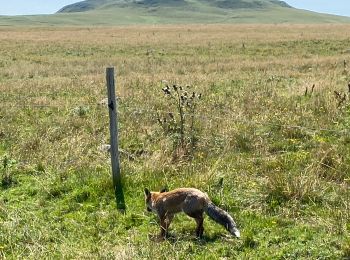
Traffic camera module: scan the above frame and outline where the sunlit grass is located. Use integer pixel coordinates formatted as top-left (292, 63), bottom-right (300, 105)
top-left (0, 24), bottom-right (350, 258)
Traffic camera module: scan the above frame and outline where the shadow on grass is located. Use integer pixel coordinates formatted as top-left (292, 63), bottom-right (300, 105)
top-left (148, 232), bottom-right (231, 244)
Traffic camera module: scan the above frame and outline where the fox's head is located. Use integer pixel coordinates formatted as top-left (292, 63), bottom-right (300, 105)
top-left (144, 187), bottom-right (168, 212)
top-left (144, 188), bottom-right (153, 212)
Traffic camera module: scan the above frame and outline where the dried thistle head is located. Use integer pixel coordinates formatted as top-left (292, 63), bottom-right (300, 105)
top-left (162, 86), bottom-right (171, 95)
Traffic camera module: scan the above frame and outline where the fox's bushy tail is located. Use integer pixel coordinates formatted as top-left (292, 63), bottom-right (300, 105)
top-left (205, 202), bottom-right (240, 238)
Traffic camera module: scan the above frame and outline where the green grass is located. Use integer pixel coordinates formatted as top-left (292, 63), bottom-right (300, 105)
top-left (0, 24), bottom-right (350, 258)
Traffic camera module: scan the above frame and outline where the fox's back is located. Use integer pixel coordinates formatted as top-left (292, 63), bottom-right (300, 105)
top-left (155, 188), bottom-right (209, 214)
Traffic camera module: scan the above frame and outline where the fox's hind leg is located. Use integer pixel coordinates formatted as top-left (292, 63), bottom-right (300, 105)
top-left (195, 215), bottom-right (204, 238)
top-left (186, 210), bottom-right (204, 238)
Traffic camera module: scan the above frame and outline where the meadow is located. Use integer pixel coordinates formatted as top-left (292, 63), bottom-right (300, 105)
top-left (0, 24), bottom-right (350, 259)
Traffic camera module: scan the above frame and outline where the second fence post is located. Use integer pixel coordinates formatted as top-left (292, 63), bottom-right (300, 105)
top-left (106, 67), bottom-right (126, 212)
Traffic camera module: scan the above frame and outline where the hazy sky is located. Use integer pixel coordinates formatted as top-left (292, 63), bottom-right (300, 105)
top-left (0, 0), bottom-right (349, 17)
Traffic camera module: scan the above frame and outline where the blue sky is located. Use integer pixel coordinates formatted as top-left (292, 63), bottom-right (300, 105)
top-left (0, 0), bottom-right (349, 17)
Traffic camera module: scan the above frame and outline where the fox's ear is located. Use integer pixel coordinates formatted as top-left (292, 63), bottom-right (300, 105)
top-left (160, 187), bottom-right (168, 193)
top-left (144, 188), bottom-right (150, 196)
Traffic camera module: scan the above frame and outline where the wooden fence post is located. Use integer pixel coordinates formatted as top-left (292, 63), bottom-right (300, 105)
top-left (106, 67), bottom-right (126, 212)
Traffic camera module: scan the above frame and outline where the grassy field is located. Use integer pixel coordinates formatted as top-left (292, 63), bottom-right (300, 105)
top-left (0, 24), bottom-right (350, 259)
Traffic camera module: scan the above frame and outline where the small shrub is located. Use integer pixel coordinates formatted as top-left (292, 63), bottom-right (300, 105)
top-left (1, 155), bottom-right (17, 189)
top-left (157, 84), bottom-right (202, 160)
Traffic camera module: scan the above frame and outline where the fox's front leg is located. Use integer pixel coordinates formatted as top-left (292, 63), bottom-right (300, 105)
top-left (159, 215), bottom-right (167, 239)
top-left (159, 213), bottom-right (174, 239)
top-left (165, 213), bottom-right (174, 234)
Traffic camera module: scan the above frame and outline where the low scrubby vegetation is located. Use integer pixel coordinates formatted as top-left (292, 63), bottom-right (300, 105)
top-left (0, 24), bottom-right (349, 258)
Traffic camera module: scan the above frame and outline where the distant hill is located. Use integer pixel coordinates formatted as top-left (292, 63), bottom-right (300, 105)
top-left (1, 0), bottom-right (350, 26)
top-left (57, 0), bottom-right (292, 13)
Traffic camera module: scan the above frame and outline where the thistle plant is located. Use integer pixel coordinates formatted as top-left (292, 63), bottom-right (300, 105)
top-left (157, 84), bottom-right (201, 160)
top-left (1, 155), bottom-right (16, 188)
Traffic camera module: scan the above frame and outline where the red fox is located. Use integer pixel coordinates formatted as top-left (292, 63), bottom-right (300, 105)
top-left (144, 187), bottom-right (240, 239)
